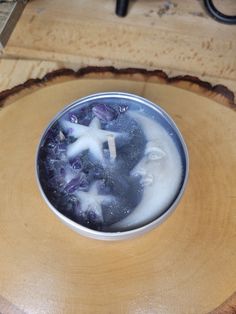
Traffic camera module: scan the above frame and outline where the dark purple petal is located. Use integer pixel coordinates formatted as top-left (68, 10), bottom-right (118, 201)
top-left (64, 172), bottom-right (89, 194)
top-left (92, 104), bottom-right (118, 122)
top-left (87, 210), bottom-right (97, 220)
top-left (47, 175), bottom-right (65, 192)
top-left (46, 141), bottom-right (57, 150)
top-left (46, 128), bottom-right (58, 142)
top-left (60, 194), bottom-right (80, 214)
top-left (85, 210), bottom-right (103, 230)
top-left (54, 142), bottom-right (67, 154)
top-left (70, 157), bottom-right (83, 170)
top-left (87, 210), bottom-right (98, 224)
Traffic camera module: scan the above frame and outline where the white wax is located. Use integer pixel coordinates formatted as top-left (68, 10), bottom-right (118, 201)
top-left (108, 111), bottom-right (182, 231)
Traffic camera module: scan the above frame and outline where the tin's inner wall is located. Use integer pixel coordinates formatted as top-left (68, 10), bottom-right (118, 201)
top-left (37, 96), bottom-right (186, 232)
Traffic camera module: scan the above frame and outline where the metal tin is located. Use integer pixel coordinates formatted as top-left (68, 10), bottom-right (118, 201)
top-left (36, 92), bottom-right (189, 241)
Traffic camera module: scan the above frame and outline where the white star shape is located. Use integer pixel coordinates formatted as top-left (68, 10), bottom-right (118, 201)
top-left (62, 117), bottom-right (121, 161)
top-left (75, 183), bottom-right (115, 222)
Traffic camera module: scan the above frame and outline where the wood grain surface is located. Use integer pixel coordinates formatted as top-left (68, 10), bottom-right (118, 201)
top-left (0, 66), bottom-right (234, 109)
top-left (2, 0), bottom-right (236, 97)
top-left (0, 0), bottom-right (27, 48)
top-left (0, 71), bottom-right (235, 314)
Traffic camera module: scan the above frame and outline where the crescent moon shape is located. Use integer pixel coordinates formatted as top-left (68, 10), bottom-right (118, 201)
top-left (108, 111), bottom-right (183, 231)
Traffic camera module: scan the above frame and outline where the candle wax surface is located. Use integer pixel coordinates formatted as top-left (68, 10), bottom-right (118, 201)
top-left (38, 98), bottom-right (184, 232)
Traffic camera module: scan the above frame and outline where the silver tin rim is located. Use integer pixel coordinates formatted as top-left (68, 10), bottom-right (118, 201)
top-left (35, 92), bottom-right (189, 241)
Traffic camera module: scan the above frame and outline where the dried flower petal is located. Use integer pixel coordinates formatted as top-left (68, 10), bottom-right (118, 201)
top-left (92, 104), bottom-right (118, 122)
top-left (64, 172), bottom-right (89, 194)
top-left (70, 157), bottom-right (83, 170)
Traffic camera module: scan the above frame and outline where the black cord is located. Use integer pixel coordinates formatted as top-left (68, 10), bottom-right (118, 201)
top-left (115, 0), bottom-right (236, 23)
top-left (116, 0), bottom-right (129, 17)
top-left (204, 0), bottom-right (236, 25)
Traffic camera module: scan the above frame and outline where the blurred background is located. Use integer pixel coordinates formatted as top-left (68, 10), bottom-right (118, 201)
top-left (0, 0), bottom-right (235, 98)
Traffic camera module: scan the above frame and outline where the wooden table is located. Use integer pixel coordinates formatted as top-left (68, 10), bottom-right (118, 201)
top-left (0, 0), bottom-right (236, 99)
top-left (0, 1), bottom-right (236, 313)
top-left (0, 0), bottom-right (27, 49)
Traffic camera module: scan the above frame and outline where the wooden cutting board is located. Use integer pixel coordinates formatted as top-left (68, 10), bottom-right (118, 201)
top-left (0, 68), bottom-right (235, 314)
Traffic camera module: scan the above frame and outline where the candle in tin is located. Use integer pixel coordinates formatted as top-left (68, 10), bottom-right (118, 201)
top-left (36, 93), bottom-right (188, 240)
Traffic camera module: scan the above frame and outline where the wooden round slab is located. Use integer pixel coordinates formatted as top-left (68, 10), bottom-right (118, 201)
top-left (0, 68), bottom-right (235, 314)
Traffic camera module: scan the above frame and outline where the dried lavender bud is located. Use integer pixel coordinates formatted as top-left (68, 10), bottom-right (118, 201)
top-left (47, 175), bottom-right (65, 192)
top-left (47, 141), bottom-right (57, 150)
top-left (64, 172), bottom-right (89, 194)
top-left (86, 210), bottom-right (103, 230)
top-left (70, 157), bottom-right (83, 170)
top-left (60, 194), bottom-right (80, 214)
top-left (92, 104), bottom-right (118, 122)
top-left (55, 142), bottom-right (67, 154)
